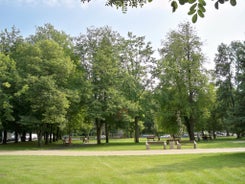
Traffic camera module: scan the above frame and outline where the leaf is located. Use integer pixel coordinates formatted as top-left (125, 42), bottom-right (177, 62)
top-left (188, 0), bottom-right (196, 4)
top-left (230, 0), bottom-right (237, 6)
top-left (190, 3), bottom-right (197, 11)
top-left (215, 1), bottom-right (219, 9)
top-left (197, 10), bottom-right (204, 18)
top-left (178, 0), bottom-right (186, 5)
top-left (171, 1), bottom-right (178, 12)
top-left (192, 13), bottom-right (198, 23)
top-left (198, 0), bottom-right (206, 6)
top-left (198, 3), bottom-right (206, 12)
top-left (218, 0), bottom-right (225, 4)
top-left (188, 8), bottom-right (196, 15)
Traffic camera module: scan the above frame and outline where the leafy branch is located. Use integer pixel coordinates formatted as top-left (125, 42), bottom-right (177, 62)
top-left (80, 0), bottom-right (237, 23)
top-left (171, 0), bottom-right (237, 23)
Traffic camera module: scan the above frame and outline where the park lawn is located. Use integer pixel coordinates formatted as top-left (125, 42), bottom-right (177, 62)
top-left (0, 153), bottom-right (244, 184)
top-left (1, 137), bottom-right (244, 151)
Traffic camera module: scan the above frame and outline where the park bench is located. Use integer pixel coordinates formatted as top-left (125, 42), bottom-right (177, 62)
top-left (145, 141), bottom-right (166, 150)
top-left (177, 140), bottom-right (197, 149)
top-left (145, 139), bottom-right (197, 150)
top-left (146, 135), bottom-right (156, 141)
top-left (62, 137), bottom-right (71, 145)
top-left (202, 135), bottom-right (212, 140)
top-left (166, 138), bottom-right (181, 145)
top-left (81, 136), bottom-right (89, 143)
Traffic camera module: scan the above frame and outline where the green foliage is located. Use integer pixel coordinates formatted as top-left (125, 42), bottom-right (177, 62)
top-left (0, 53), bottom-right (17, 125)
top-left (156, 22), bottom-right (210, 139)
top-left (81, 0), bottom-right (237, 23)
top-left (214, 41), bottom-right (245, 137)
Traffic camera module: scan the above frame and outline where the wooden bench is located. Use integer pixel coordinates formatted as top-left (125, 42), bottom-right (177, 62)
top-left (81, 136), bottom-right (89, 143)
top-left (202, 135), bottom-right (212, 140)
top-left (146, 135), bottom-right (156, 141)
top-left (145, 141), bottom-right (167, 150)
top-left (178, 140), bottom-right (197, 149)
top-left (166, 139), bottom-right (180, 145)
top-left (62, 137), bottom-right (71, 145)
top-left (145, 140), bottom-right (197, 150)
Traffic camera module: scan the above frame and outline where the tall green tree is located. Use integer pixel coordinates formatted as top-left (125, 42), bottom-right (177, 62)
top-left (14, 40), bottom-right (75, 146)
top-left (156, 22), bottom-right (209, 140)
top-left (214, 43), bottom-right (235, 135)
top-left (75, 26), bottom-right (122, 144)
top-left (119, 32), bottom-right (156, 143)
top-left (215, 41), bottom-right (245, 137)
top-left (0, 53), bottom-right (18, 144)
top-left (0, 27), bottom-right (23, 143)
top-left (231, 41), bottom-right (245, 138)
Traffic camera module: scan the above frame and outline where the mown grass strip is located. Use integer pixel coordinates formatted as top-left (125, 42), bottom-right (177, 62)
top-left (0, 153), bottom-right (244, 184)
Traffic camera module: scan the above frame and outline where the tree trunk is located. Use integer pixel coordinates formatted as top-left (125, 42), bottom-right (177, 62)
top-left (15, 131), bottom-right (19, 143)
top-left (96, 118), bottom-right (102, 144)
top-left (37, 125), bottom-right (43, 147)
top-left (49, 125), bottom-right (53, 143)
top-left (2, 130), bottom-right (7, 144)
top-left (29, 132), bottom-right (32, 141)
top-left (105, 121), bottom-right (109, 143)
top-left (184, 116), bottom-right (195, 141)
top-left (21, 131), bottom-right (26, 142)
top-left (134, 116), bottom-right (140, 143)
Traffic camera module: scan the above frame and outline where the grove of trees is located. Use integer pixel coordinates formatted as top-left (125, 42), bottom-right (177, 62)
top-left (0, 22), bottom-right (244, 146)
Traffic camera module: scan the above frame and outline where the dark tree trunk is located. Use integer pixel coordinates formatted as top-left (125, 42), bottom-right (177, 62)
top-left (134, 116), bottom-right (140, 143)
top-left (184, 116), bottom-right (195, 141)
top-left (15, 131), bottom-right (19, 143)
top-left (21, 131), bottom-right (26, 142)
top-left (29, 132), bottom-right (32, 141)
top-left (105, 121), bottom-right (109, 143)
top-left (56, 126), bottom-right (60, 141)
top-left (37, 125), bottom-right (43, 147)
top-left (2, 130), bottom-right (7, 144)
top-left (96, 118), bottom-right (102, 144)
top-left (49, 125), bottom-right (53, 143)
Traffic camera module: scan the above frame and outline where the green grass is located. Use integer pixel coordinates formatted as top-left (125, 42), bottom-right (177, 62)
top-left (0, 153), bottom-right (244, 184)
top-left (1, 136), bottom-right (244, 151)
top-left (0, 137), bottom-right (244, 183)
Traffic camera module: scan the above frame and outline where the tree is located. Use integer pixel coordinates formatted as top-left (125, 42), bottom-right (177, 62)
top-left (119, 32), bottom-right (156, 143)
top-left (75, 26), bottom-right (123, 144)
top-left (0, 53), bottom-right (18, 144)
top-left (0, 26), bottom-right (23, 56)
top-left (156, 22), bottom-right (209, 140)
top-left (0, 27), bottom-right (23, 143)
top-left (214, 43), bottom-right (235, 135)
top-left (14, 40), bottom-right (75, 146)
top-left (231, 41), bottom-right (245, 138)
top-left (215, 41), bottom-right (245, 138)
top-left (81, 0), bottom-right (237, 23)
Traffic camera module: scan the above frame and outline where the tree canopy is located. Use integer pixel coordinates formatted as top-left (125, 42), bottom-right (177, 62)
top-left (0, 22), bottom-right (244, 145)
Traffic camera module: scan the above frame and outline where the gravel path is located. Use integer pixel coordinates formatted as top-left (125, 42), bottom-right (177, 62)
top-left (0, 148), bottom-right (244, 156)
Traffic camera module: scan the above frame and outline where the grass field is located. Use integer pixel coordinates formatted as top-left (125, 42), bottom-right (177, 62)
top-left (0, 153), bottom-right (244, 184)
top-left (0, 137), bottom-right (244, 183)
top-left (0, 136), bottom-right (244, 151)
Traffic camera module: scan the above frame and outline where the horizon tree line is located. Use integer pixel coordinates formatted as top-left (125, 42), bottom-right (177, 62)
top-left (0, 22), bottom-right (244, 145)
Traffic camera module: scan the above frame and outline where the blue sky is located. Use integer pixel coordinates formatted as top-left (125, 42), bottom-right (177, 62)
top-left (0, 0), bottom-right (244, 68)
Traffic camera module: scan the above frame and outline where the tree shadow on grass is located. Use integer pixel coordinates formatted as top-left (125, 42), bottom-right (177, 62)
top-left (51, 141), bottom-right (145, 150)
top-left (132, 153), bottom-right (245, 174)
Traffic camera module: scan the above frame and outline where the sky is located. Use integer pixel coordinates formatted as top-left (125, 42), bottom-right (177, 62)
top-left (0, 0), bottom-right (244, 69)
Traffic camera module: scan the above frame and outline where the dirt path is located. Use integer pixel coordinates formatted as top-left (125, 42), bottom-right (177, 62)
top-left (0, 148), bottom-right (244, 156)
